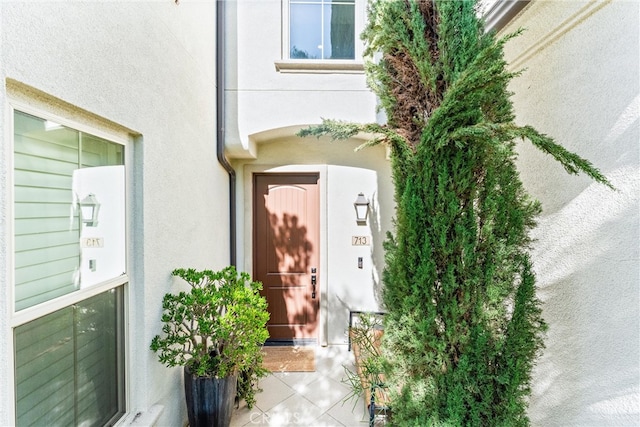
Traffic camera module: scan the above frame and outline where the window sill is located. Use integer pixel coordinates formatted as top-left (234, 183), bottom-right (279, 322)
top-left (274, 60), bottom-right (365, 74)
top-left (117, 405), bottom-right (164, 426)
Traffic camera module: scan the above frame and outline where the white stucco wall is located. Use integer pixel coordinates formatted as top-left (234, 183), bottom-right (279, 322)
top-left (225, 0), bottom-right (377, 158)
top-left (1, 2), bottom-right (226, 426)
top-left (502, 1), bottom-right (640, 425)
top-left (238, 137), bottom-right (393, 346)
top-left (229, 0), bottom-right (389, 345)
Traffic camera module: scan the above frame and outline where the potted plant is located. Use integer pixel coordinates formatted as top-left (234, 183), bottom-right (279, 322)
top-left (150, 266), bottom-right (269, 427)
top-left (344, 312), bottom-right (389, 426)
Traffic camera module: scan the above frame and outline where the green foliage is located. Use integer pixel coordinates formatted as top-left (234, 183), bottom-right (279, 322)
top-left (299, 0), bottom-right (612, 425)
top-left (236, 350), bottom-right (266, 409)
top-left (150, 266), bottom-right (269, 407)
top-left (343, 313), bottom-right (387, 405)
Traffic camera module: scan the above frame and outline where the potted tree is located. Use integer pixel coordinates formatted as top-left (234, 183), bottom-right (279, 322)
top-left (150, 266), bottom-right (269, 427)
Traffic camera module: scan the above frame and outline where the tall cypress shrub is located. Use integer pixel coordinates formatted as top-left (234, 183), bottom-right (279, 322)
top-left (300, 0), bottom-right (611, 424)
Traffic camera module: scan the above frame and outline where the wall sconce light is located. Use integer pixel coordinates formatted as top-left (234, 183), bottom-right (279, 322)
top-left (354, 193), bottom-right (370, 225)
top-left (79, 193), bottom-right (101, 227)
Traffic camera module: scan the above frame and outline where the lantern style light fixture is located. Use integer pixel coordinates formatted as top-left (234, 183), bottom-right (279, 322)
top-left (353, 193), bottom-right (370, 225)
top-left (79, 193), bottom-right (101, 227)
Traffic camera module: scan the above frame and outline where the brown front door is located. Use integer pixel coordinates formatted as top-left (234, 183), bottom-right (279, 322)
top-left (253, 173), bottom-right (320, 342)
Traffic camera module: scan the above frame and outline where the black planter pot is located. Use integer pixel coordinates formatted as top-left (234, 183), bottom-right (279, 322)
top-left (184, 366), bottom-right (237, 427)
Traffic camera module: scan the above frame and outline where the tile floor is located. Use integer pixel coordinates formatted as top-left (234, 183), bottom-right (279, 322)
top-left (231, 345), bottom-right (371, 427)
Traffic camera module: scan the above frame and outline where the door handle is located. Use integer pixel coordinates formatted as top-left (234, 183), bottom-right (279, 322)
top-left (311, 268), bottom-right (317, 299)
top-left (311, 272), bottom-right (317, 299)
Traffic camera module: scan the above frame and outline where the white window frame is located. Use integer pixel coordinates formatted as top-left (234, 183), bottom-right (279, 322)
top-left (6, 98), bottom-right (132, 426)
top-left (276, 0), bottom-right (367, 74)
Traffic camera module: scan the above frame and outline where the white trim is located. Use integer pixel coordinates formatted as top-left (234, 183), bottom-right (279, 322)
top-left (122, 137), bottom-right (136, 419)
top-left (10, 275), bottom-right (128, 328)
top-left (3, 92), bottom-right (17, 427)
top-left (281, 0), bottom-right (287, 60)
top-left (7, 97), bottom-right (132, 425)
top-left (9, 99), bottom-right (130, 147)
top-left (7, 102), bottom-right (16, 328)
top-left (243, 164), bottom-right (329, 346)
top-left (280, 0), bottom-right (366, 71)
top-left (274, 59), bottom-right (364, 74)
top-left (116, 405), bottom-right (164, 426)
top-left (9, 101), bottom-right (129, 317)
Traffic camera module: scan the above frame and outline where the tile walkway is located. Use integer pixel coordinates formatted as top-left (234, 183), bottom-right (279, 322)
top-left (231, 345), bottom-right (371, 427)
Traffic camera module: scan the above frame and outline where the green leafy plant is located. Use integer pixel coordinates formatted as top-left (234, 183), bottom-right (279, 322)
top-left (300, 0), bottom-right (612, 424)
top-left (344, 313), bottom-right (390, 425)
top-left (150, 266), bottom-right (269, 407)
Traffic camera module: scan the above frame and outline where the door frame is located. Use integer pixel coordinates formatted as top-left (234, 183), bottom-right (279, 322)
top-left (243, 165), bottom-right (329, 346)
top-left (253, 172), bottom-right (320, 342)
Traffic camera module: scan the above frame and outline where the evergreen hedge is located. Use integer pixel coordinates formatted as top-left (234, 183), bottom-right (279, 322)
top-left (300, 0), bottom-right (611, 424)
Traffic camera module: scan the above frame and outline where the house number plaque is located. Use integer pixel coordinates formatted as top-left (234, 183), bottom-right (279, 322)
top-left (81, 237), bottom-right (104, 248)
top-left (352, 236), bottom-right (371, 246)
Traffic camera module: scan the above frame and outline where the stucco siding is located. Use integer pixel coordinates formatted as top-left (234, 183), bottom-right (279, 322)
top-left (229, 0), bottom-right (389, 346)
top-left (225, 0), bottom-right (377, 158)
top-left (502, 1), bottom-right (640, 425)
top-left (1, 2), bottom-right (224, 426)
top-left (2, 1), bottom-right (635, 426)
top-left (239, 137), bottom-right (394, 346)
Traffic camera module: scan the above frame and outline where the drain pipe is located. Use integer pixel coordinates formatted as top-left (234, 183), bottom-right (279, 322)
top-left (216, 0), bottom-right (237, 267)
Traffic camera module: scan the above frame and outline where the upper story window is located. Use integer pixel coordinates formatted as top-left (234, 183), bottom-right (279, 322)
top-left (289, 0), bottom-right (355, 60)
top-left (277, 0), bottom-right (364, 73)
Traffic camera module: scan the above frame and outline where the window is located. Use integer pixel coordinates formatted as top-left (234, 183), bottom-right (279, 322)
top-left (12, 110), bottom-right (126, 426)
top-left (289, 0), bottom-right (355, 60)
top-left (14, 289), bottom-right (124, 426)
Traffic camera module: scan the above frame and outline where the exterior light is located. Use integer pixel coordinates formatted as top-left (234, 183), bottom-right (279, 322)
top-left (354, 193), bottom-right (370, 225)
top-left (79, 193), bottom-right (100, 227)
